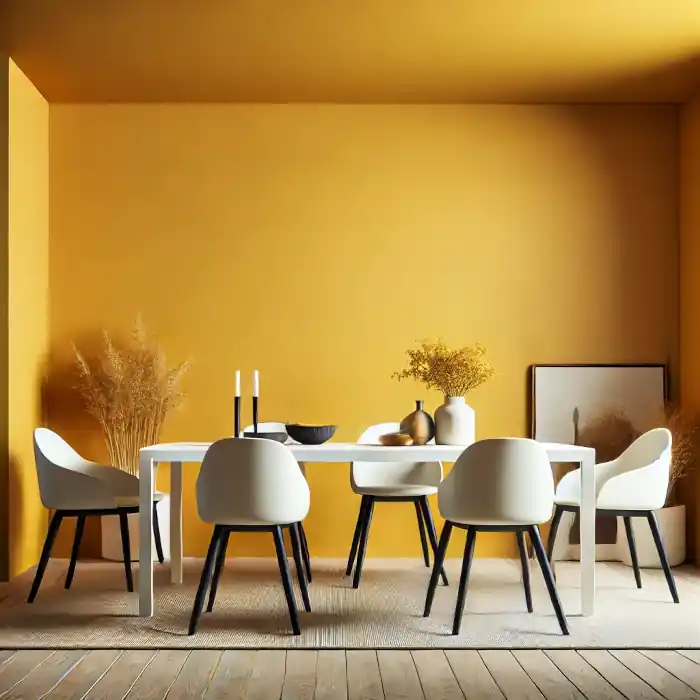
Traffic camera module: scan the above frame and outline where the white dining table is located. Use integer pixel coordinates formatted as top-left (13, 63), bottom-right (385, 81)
top-left (138, 441), bottom-right (596, 618)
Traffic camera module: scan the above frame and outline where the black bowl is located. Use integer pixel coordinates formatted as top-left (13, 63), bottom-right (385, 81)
top-left (285, 424), bottom-right (337, 445)
top-left (243, 431), bottom-right (288, 443)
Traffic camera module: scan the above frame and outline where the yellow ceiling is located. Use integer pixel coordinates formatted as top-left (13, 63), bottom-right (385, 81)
top-left (7, 0), bottom-right (700, 103)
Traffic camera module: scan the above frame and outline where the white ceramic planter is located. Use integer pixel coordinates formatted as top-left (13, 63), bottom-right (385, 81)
top-left (434, 397), bottom-right (475, 445)
top-left (616, 505), bottom-right (686, 568)
top-left (102, 495), bottom-right (171, 562)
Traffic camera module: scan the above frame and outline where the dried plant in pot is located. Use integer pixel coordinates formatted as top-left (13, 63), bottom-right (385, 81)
top-left (392, 339), bottom-right (496, 445)
top-left (616, 404), bottom-right (700, 568)
top-left (73, 315), bottom-right (190, 561)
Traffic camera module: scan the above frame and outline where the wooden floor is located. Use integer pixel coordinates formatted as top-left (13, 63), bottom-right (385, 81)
top-left (0, 648), bottom-right (698, 699)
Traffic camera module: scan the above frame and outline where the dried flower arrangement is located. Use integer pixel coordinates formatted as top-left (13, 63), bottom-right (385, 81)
top-left (73, 315), bottom-right (190, 476)
top-left (577, 405), bottom-right (699, 506)
top-left (654, 404), bottom-right (699, 506)
top-left (392, 339), bottom-right (496, 398)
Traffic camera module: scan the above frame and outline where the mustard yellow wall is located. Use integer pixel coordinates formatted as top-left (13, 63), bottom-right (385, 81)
top-left (48, 104), bottom-right (679, 559)
top-left (0, 55), bottom-right (10, 581)
top-left (8, 60), bottom-right (49, 577)
top-left (680, 94), bottom-right (700, 564)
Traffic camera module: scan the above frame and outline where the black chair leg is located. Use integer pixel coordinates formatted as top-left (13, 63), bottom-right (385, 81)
top-left (153, 501), bottom-right (165, 565)
top-left (452, 527), bottom-right (477, 635)
top-left (529, 525), bottom-right (569, 635)
top-left (424, 521), bottom-right (453, 617)
top-left (206, 529), bottom-right (230, 613)
top-left (118, 511), bottom-right (134, 593)
top-left (290, 523), bottom-right (312, 612)
top-left (189, 526), bottom-right (223, 634)
top-left (546, 505), bottom-right (564, 565)
top-left (623, 516), bottom-right (642, 589)
top-left (415, 501), bottom-right (430, 567)
top-left (647, 511), bottom-right (679, 603)
top-left (346, 496), bottom-right (369, 576)
top-left (516, 530), bottom-right (533, 613)
top-left (64, 515), bottom-right (86, 590)
top-left (273, 525), bottom-right (301, 635)
top-left (419, 497), bottom-right (449, 586)
top-left (352, 497), bottom-right (375, 589)
top-left (298, 522), bottom-right (312, 583)
top-left (28, 511), bottom-right (64, 603)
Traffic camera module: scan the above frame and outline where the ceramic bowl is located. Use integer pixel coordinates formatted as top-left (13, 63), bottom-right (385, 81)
top-left (285, 424), bottom-right (337, 445)
top-left (243, 431), bottom-right (288, 443)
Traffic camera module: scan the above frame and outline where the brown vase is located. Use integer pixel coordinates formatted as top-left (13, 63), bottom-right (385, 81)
top-left (400, 400), bottom-right (435, 446)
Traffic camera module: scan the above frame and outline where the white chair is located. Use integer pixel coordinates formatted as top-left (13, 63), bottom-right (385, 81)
top-left (29, 428), bottom-right (166, 602)
top-left (547, 428), bottom-right (678, 602)
top-left (424, 438), bottom-right (569, 636)
top-left (345, 422), bottom-right (447, 589)
top-left (241, 422), bottom-right (312, 583)
top-left (188, 437), bottom-right (311, 636)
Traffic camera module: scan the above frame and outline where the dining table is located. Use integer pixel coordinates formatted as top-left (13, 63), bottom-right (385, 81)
top-left (138, 441), bottom-right (596, 618)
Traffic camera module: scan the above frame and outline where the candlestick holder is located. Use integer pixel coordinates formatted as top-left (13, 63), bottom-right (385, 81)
top-left (253, 396), bottom-right (259, 434)
top-left (234, 396), bottom-right (241, 437)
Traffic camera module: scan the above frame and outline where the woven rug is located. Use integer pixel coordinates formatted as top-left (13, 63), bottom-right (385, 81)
top-left (0, 559), bottom-right (698, 649)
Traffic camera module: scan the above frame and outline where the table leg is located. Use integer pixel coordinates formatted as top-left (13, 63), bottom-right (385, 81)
top-left (579, 451), bottom-right (596, 616)
top-left (170, 462), bottom-right (183, 585)
top-left (139, 455), bottom-right (155, 617)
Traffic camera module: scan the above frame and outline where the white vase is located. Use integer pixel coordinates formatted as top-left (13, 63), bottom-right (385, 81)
top-left (434, 397), bottom-right (475, 446)
top-left (616, 505), bottom-right (686, 568)
top-left (102, 495), bottom-right (171, 562)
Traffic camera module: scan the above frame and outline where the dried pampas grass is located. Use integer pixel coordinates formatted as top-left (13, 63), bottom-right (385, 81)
top-left (648, 404), bottom-right (699, 506)
top-left (73, 315), bottom-right (190, 476)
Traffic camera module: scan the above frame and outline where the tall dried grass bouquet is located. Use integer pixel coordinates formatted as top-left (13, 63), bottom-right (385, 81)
top-left (73, 316), bottom-right (190, 476)
top-left (657, 405), bottom-right (699, 506)
top-left (392, 339), bottom-right (496, 398)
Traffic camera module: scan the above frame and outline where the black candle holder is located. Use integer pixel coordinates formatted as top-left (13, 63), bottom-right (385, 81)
top-left (234, 396), bottom-right (241, 437)
top-left (253, 396), bottom-right (259, 434)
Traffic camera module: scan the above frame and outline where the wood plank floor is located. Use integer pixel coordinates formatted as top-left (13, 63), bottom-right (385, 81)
top-left (0, 649), bottom-right (697, 699)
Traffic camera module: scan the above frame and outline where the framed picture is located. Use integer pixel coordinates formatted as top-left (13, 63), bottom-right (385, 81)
top-left (531, 363), bottom-right (668, 443)
top-left (530, 363), bottom-right (668, 559)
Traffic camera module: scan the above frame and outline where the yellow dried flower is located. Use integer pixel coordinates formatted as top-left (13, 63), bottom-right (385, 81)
top-left (392, 339), bottom-right (496, 398)
top-left (73, 314), bottom-right (190, 476)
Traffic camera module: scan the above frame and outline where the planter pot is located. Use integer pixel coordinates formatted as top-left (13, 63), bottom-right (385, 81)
top-left (102, 495), bottom-right (171, 562)
top-left (434, 397), bottom-right (475, 446)
top-left (616, 505), bottom-right (686, 568)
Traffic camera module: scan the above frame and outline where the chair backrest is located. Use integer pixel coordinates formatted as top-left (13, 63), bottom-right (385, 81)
top-left (617, 428), bottom-right (671, 473)
top-left (438, 438), bottom-right (554, 525)
top-left (197, 437), bottom-right (310, 525)
top-left (240, 422), bottom-right (298, 444)
top-left (599, 428), bottom-right (672, 509)
top-left (33, 428), bottom-right (90, 507)
top-left (351, 422), bottom-right (443, 490)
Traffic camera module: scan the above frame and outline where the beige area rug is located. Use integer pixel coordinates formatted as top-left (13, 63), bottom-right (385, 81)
top-left (0, 558), bottom-right (698, 649)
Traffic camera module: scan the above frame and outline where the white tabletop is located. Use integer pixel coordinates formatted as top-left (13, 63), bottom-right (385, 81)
top-left (140, 440), bottom-right (592, 463)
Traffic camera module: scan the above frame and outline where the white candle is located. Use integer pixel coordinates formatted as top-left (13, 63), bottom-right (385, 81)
top-left (253, 369), bottom-right (259, 397)
top-left (235, 370), bottom-right (241, 397)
